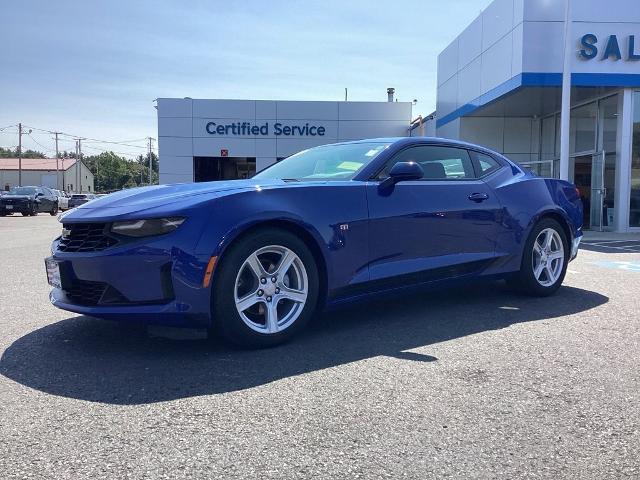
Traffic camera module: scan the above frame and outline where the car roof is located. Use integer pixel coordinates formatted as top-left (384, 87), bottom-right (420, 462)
top-left (331, 137), bottom-right (520, 170)
top-left (340, 136), bottom-right (494, 151)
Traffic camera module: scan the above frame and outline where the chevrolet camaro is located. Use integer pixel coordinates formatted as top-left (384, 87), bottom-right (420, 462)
top-left (45, 138), bottom-right (583, 347)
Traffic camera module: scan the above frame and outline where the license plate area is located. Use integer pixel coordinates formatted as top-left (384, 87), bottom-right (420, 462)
top-left (45, 257), bottom-right (62, 289)
top-left (5, 205), bottom-right (13, 210)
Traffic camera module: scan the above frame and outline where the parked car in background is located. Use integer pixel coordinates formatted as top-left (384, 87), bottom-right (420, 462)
top-left (0, 186), bottom-right (59, 216)
top-left (67, 193), bottom-right (96, 209)
top-left (52, 190), bottom-right (69, 210)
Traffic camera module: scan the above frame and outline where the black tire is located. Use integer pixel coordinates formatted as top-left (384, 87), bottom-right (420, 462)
top-left (50, 204), bottom-right (59, 216)
top-left (212, 228), bottom-right (320, 348)
top-left (21, 211), bottom-right (30, 217)
top-left (508, 218), bottom-right (569, 297)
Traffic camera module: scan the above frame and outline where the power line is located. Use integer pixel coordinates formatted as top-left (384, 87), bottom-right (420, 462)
top-left (26, 134), bottom-right (56, 154)
top-left (81, 144), bottom-right (149, 158)
top-left (21, 124), bottom-right (151, 150)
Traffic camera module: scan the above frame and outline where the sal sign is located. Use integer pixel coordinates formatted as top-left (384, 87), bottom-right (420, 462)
top-left (579, 34), bottom-right (640, 61)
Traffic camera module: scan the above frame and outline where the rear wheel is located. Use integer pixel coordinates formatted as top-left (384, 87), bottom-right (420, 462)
top-left (509, 218), bottom-right (568, 296)
top-left (50, 204), bottom-right (59, 216)
top-left (212, 228), bottom-right (319, 348)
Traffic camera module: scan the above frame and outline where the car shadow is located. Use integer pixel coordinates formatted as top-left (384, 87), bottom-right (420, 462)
top-left (0, 283), bottom-right (607, 405)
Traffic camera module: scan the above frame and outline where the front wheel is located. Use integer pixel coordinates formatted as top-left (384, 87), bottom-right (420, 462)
top-left (212, 228), bottom-right (319, 348)
top-left (509, 218), bottom-right (569, 297)
top-left (50, 204), bottom-right (59, 216)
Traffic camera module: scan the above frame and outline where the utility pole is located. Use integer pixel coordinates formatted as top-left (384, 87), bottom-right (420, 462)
top-left (148, 137), bottom-right (155, 185)
top-left (18, 123), bottom-right (22, 186)
top-left (78, 138), bottom-right (83, 193)
top-left (74, 140), bottom-right (79, 193)
top-left (54, 132), bottom-right (60, 190)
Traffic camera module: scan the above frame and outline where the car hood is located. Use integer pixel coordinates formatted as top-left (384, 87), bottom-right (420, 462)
top-left (61, 179), bottom-right (296, 221)
top-left (81, 180), bottom-right (292, 209)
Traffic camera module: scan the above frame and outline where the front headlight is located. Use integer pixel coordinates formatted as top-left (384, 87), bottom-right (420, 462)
top-left (110, 217), bottom-right (185, 237)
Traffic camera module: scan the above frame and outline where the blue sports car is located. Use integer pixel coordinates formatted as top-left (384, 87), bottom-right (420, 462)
top-left (45, 137), bottom-right (583, 347)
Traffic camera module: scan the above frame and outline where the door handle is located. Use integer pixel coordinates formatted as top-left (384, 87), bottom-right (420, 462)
top-left (468, 192), bottom-right (489, 202)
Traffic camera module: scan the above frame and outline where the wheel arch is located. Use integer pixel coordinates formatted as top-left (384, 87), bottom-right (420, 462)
top-left (211, 219), bottom-right (329, 308)
top-left (533, 209), bottom-right (574, 246)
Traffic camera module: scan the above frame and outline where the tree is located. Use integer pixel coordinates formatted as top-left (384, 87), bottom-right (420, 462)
top-left (83, 150), bottom-right (159, 192)
top-left (0, 147), bottom-right (46, 158)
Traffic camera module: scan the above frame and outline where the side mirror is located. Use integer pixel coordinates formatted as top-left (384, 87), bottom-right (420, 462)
top-left (35, 192), bottom-right (44, 198)
top-left (380, 162), bottom-right (424, 190)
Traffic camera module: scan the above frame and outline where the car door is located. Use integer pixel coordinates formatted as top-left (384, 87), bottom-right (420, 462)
top-left (365, 144), bottom-right (502, 284)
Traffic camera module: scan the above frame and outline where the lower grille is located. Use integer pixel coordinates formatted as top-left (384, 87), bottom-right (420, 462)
top-left (64, 280), bottom-right (108, 306)
top-left (63, 279), bottom-right (129, 306)
top-left (58, 223), bottom-right (119, 253)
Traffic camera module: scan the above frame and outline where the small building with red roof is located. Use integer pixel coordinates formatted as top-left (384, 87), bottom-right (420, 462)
top-left (0, 158), bottom-right (94, 193)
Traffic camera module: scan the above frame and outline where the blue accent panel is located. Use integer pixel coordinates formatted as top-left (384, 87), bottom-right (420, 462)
top-left (437, 72), bottom-right (640, 128)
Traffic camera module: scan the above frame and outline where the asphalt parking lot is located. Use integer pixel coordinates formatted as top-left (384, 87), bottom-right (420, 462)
top-left (1, 215), bottom-right (639, 479)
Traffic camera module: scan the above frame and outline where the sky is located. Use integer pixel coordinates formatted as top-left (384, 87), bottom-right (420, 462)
top-left (0, 0), bottom-right (492, 158)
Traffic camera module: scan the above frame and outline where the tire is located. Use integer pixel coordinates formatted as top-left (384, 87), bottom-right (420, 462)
top-left (21, 211), bottom-right (30, 217)
top-left (50, 204), bottom-right (59, 216)
top-left (509, 218), bottom-right (569, 297)
top-left (212, 228), bottom-right (320, 348)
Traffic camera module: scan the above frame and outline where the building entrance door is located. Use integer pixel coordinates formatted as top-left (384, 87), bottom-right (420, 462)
top-left (194, 157), bottom-right (256, 182)
top-left (571, 151), bottom-right (606, 231)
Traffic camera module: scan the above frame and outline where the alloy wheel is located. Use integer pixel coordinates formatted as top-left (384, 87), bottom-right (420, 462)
top-left (234, 245), bottom-right (308, 334)
top-left (532, 228), bottom-right (564, 287)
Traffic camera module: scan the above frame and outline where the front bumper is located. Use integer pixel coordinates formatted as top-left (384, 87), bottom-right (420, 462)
top-left (1, 201), bottom-right (32, 213)
top-left (49, 288), bottom-right (209, 326)
top-left (48, 225), bottom-right (214, 327)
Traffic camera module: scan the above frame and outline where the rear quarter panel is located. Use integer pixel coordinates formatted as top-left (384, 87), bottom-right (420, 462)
top-left (485, 169), bottom-right (582, 273)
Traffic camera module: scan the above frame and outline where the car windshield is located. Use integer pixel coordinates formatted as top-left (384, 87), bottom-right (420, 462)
top-left (253, 142), bottom-right (390, 181)
top-left (8, 187), bottom-right (36, 195)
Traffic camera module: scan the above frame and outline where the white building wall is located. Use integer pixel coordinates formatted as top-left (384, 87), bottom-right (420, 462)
top-left (158, 99), bottom-right (412, 184)
top-left (0, 163), bottom-right (94, 193)
top-left (436, 0), bottom-right (640, 139)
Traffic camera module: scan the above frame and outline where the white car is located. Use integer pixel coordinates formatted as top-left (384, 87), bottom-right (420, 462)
top-left (52, 189), bottom-right (69, 210)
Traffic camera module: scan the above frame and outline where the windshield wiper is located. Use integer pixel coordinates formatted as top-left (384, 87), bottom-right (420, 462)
top-left (281, 178), bottom-right (301, 182)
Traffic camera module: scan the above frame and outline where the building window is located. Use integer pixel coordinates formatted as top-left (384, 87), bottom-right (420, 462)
top-left (630, 91), bottom-right (640, 227)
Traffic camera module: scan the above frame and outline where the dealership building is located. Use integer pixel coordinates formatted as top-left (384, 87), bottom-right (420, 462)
top-left (156, 97), bottom-right (412, 184)
top-left (428, 0), bottom-right (640, 232)
top-left (156, 0), bottom-right (640, 232)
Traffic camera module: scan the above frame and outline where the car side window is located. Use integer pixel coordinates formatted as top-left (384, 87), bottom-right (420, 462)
top-left (473, 152), bottom-right (502, 176)
top-left (377, 146), bottom-right (475, 180)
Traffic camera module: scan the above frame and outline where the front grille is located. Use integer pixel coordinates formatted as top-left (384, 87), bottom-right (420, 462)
top-left (58, 223), bottom-right (119, 252)
top-left (63, 279), bottom-right (129, 306)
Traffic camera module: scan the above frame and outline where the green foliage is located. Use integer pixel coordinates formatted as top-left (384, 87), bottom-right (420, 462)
top-left (83, 151), bottom-right (159, 193)
top-left (0, 147), bottom-right (46, 158)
